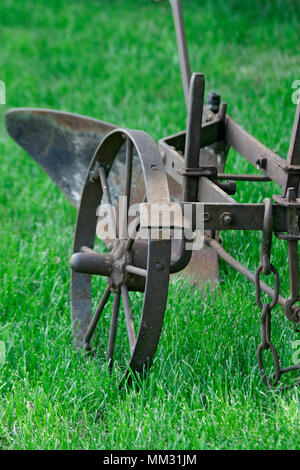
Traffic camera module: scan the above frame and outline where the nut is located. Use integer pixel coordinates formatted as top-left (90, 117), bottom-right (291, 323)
top-left (220, 212), bottom-right (233, 226)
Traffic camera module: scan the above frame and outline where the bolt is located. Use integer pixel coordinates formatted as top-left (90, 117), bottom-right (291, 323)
top-left (256, 158), bottom-right (267, 170)
top-left (206, 92), bottom-right (221, 114)
top-left (220, 212), bottom-right (233, 226)
top-left (204, 212), bottom-right (211, 222)
top-left (155, 262), bottom-right (164, 271)
top-left (217, 181), bottom-right (236, 195)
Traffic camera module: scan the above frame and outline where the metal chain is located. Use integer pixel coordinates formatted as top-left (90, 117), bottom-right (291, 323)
top-left (255, 263), bottom-right (281, 387)
top-left (255, 198), bottom-right (300, 389)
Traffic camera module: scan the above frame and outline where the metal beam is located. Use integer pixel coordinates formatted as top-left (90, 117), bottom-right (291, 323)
top-left (169, 0), bottom-right (191, 107)
top-left (187, 202), bottom-right (291, 231)
top-left (285, 100), bottom-right (300, 196)
top-left (197, 177), bottom-right (236, 203)
top-left (183, 73), bottom-right (205, 201)
top-left (140, 202), bottom-right (291, 232)
top-left (224, 116), bottom-right (288, 188)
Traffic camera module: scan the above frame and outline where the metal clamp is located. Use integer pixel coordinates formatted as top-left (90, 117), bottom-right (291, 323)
top-left (259, 198), bottom-right (274, 275)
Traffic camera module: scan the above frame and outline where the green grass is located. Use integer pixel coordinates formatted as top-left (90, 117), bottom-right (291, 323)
top-left (1, 0), bottom-right (300, 450)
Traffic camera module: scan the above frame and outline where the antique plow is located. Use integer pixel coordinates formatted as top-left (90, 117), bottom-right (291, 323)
top-left (5, 0), bottom-right (300, 388)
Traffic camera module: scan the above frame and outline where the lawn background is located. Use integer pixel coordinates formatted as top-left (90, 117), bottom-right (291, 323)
top-left (0, 0), bottom-right (299, 449)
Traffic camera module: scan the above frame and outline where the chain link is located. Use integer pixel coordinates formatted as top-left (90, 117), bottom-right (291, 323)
top-left (255, 198), bottom-right (300, 389)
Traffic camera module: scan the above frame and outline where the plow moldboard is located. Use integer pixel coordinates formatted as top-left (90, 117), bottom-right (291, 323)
top-left (5, 108), bottom-right (117, 207)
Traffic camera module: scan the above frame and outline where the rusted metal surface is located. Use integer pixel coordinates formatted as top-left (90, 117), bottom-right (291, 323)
top-left (5, 0), bottom-right (300, 387)
top-left (5, 105), bottom-right (222, 286)
top-left (206, 237), bottom-right (288, 312)
top-left (169, 0), bottom-right (191, 107)
top-left (224, 116), bottom-right (291, 188)
top-left (183, 73), bottom-right (205, 202)
top-left (140, 202), bottom-right (293, 232)
top-left (71, 128), bottom-right (171, 377)
top-left (5, 108), bottom-right (117, 207)
top-left (253, 200), bottom-right (300, 387)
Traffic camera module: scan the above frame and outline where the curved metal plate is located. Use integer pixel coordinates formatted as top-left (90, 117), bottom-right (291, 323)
top-left (5, 108), bottom-right (117, 207)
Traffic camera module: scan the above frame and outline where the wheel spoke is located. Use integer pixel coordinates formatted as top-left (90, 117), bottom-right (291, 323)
top-left (125, 193), bottom-right (146, 251)
top-left (125, 265), bottom-right (147, 278)
top-left (119, 138), bottom-right (133, 239)
top-left (80, 245), bottom-right (97, 254)
top-left (107, 292), bottom-right (121, 369)
top-left (121, 285), bottom-right (136, 354)
top-left (126, 217), bottom-right (140, 251)
top-left (84, 285), bottom-right (111, 348)
top-left (119, 194), bottom-right (128, 240)
top-left (98, 166), bottom-right (117, 238)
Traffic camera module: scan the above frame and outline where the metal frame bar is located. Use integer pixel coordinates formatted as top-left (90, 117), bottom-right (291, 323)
top-left (224, 116), bottom-right (290, 188)
top-left (159, 114), bottom-right (297, 191)
top-left (169, 0), bottom-right (191, 108)
top-left (140, 202), bottom-right (294, 232)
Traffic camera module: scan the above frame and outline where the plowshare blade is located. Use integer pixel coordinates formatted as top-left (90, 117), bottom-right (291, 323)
top-left (5, 108), bottom-right (117, 207)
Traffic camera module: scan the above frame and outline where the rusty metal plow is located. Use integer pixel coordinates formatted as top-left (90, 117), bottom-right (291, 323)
top-left (5, 0), bottom-right (300, 388)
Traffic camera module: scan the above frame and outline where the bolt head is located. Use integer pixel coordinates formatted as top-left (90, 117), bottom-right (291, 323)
top-left (256, 158), bottom-right (267, 170)
top-left (155, 262), bottom-right (164, 271)
top-left (220, 212), bottom-right (233, 226)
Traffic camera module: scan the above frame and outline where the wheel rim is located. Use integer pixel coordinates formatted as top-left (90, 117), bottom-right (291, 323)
top-left (71, 129), bottom-right (171, 376)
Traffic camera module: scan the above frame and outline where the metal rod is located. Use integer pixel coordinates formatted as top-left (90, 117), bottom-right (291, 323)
top-left (125, 217), bottom-right (140, 252)
top-left (184, 72), bottom-right (205, 202)
top-left (70, 252), bottom-right (113, 276)
top-left (119, 194), bottom-right (128, 240)
top-left (225, 116), bottom-right (289, 188)
top-left (287, 100), bottom-right (300, 166)
top-left (285, 100), bottom-right (300, 196)
top-left (287, 240), bottom-right (299, 302)
top-left (121, 285), bottom-right (136, 354)
top-left (169, 0), bottom-right (191, 108)
top-left (84, 285), bottom-right (111, 347)
top-left (171, 73), bottom-right (205, 274)
top-left (125, 193), bottom-right (146, 252)
top-left (80, 245), bottom-right (97, 254)
top-left (107, 292), bottom-right (121, 369)
top-left (125, 264), bottom-right (147, 278)
top-left (206, 237), bottom-right (288, 308)
top-left (119, 138), bottom-right (133, 239)
top-left (98, 166), bottom-right (117, 238)
top-left (216, 173), bottom-right (271, 182)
